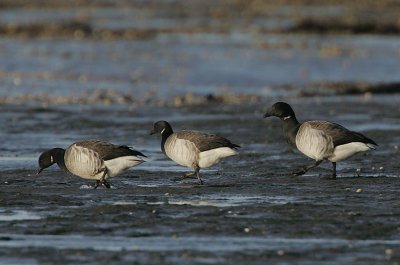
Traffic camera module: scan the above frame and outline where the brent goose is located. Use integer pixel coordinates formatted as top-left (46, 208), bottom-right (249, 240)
top-left (150, 120), bottom-right (240, 184)
top-left (38, 140), bottom-right (146, 188)
top-left (264, 102), bottom-right (377, 179)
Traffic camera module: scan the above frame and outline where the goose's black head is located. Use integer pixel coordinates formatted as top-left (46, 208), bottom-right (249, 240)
top-left (37, 148), bottom-right (65, 174)
top-left (264, 102), bottom-right (296, 121)
top-left (150, 120), bottom-right (173, 136)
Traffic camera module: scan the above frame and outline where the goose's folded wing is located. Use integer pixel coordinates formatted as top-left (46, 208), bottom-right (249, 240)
top-left (75, 140), bottom-right (146, 161)
top-left (307, 121), bottom-right (377, 147)
top-left (103, 146), bottom-right (147, 161)
top-left (176, 131), bottom-right (240, 152)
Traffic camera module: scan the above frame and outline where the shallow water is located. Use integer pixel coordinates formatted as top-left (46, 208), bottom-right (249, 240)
top-left (0, 210), bottom-right (42, 221)
top-left (1, 34), bottom-right (400, 99)
top-left (1, 233), bottom-right (400, 252)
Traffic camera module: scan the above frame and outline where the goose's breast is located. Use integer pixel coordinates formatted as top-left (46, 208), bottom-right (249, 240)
top-left (164, 136), bottom-right (199, 168)
top-left (64, 144), bottom-right (105, 180)
top-left (295, 124), bottom-right (334, 160)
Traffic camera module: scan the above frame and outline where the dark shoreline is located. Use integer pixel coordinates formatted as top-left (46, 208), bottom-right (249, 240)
top-left (1, 0), bottom-right (400, 40)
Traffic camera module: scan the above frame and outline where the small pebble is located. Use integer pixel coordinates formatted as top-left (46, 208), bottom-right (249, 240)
top-left (244, 227), bottom-right (251, 233)
top-left (385, 248), bottom-right (393, 256)
top-left (164, 193), bottom-right (170, 196)
top-left (277, 250), bottom-right (285, 256)
top-left (356, 188), bottom-right (363, 193)
top-left (132, 245), bottom-right (140, 250)
top-left (13, 77), bottom-right (22, 86)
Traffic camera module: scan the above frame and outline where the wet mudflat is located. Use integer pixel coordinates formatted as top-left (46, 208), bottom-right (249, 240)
top-left (1, 0), bottom-right (400, 264)
top-left (0, 96), bottom-right (400, 265)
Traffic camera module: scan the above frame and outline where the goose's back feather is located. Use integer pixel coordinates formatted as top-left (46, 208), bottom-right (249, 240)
top-left (305, 121), bottom-right (377, 147)
top-left (74, 140), bottom-right (145, 161)
top-left (175, 131), bottom-right (240, 152)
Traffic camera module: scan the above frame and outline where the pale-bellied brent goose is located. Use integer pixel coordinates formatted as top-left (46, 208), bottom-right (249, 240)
top-left (264, 102), bottom-right (377, 179)
top-left (38, 140), bottom-right (146, 188)
top-left (150, 120), bottom-right (240, 184)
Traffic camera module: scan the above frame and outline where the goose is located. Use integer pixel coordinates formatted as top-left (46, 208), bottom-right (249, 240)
top-left (264, 102), bottom-right (377, 179)
top-left (150, 120), bottom-right (240, 184)
top-left (37, 140), bottom-right (146, 188)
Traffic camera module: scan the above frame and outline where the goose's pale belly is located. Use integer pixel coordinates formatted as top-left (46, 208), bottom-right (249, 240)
top-left (104, 156), bottom-right (144, 177)
top-left (198, 147), bottom-right (238, 168)
top-left (328, 142), bottom-right (373, 162)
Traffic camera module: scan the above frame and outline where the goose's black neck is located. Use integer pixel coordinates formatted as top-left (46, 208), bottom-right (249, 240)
top-left (52, 148), bottom-right (68, 172)
top-left (281, 115), bottom-right (300, 148)
top-left (161, 126), bottom-right (173, 154)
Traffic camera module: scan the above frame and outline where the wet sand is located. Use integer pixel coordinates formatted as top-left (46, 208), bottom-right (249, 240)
top-left (1, 96), bottom-right (400, 264)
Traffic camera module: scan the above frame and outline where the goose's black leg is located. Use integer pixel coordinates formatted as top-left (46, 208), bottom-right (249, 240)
top-left (195, 168), bottom-right (203, 185)
top-left (102, 180), bottom-right (111, 189)
top-left (292, 160), bottom-right (323, 176)
top-left (331, 162), bottom-right (337, 179)
top-left (174, 171), bottom-right (196, 181)
top-left (173, 167), bottom-right (203, 185)
top-left (94, 168), bottom-right (108, 189)
top-left (183, 172), bottom-right (197, 178)
top-left (94, 180), bottom-right (100, 189)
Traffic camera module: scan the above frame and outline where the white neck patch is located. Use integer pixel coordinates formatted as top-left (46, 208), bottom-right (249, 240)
top-left (160, 128), bottom-right (166, 134)
top-left (50, 155), bottom-right (54, 163)
top-left (283, 115), bottom-right (291, 120)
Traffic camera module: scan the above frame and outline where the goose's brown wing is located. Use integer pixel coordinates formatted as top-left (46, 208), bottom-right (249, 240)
top-left (175, 131), bottom-right (240, 152)
top-left (306, 121), bottom-right (377, 147)
top-left (75, 140), bottom-right (146, 161)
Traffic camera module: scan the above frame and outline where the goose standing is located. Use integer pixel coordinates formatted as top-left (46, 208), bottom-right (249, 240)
top-left (264, 102), bottom-right (377, 179)
top-left (38, 140), bottom-right (146, 188)
top-left (150, 120), bottom-right (240, 184)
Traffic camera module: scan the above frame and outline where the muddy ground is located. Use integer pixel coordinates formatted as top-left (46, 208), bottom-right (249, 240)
top-left (0, 0), bottom-right (400, 264)
top-left (0, 97), bottom-right (399, 265)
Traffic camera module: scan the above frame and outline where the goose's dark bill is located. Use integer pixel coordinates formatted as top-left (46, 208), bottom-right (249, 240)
top-left (264, 102), bottom-right (377, 179)
top-left (151, 120), bottom-right (240, 184)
